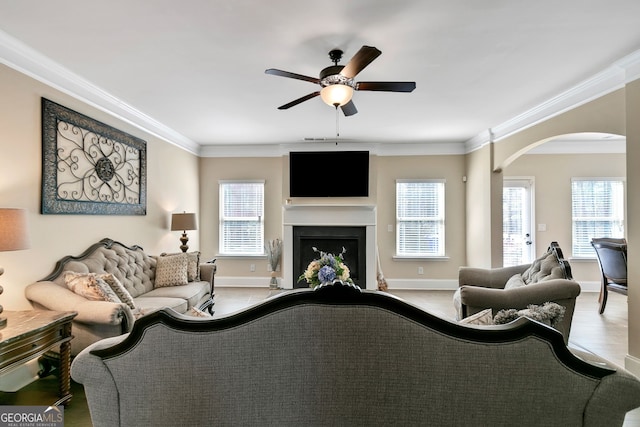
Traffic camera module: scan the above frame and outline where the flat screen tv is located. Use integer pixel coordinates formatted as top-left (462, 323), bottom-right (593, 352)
top-left (289, 151), bottom-right (369, 197)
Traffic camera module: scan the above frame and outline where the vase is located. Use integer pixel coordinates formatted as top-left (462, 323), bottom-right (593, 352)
top-left (269, 272), bottom-right (279, 289)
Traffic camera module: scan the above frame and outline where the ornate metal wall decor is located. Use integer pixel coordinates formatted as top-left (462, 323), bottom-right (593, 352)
top-left (41, 98), bottom-right (147, 215)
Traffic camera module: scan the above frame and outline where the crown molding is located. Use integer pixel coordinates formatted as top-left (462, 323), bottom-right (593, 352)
top-left (199, 140), bottom-right (466, 158)
top-left (0, 30), bottom-right (200, 155)
top-left (465, 49), bottom-right (640, 153)
top-left (3, 27), bottom-right (638, 159)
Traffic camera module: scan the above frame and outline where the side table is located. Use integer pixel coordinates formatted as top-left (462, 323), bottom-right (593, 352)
top-left (0, 310), bottom-right (77, 406)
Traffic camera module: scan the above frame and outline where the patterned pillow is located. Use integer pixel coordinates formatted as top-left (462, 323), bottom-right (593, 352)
top-left (155, 253), bottom-right (189, 287)
top-left (160, 251), bottom-right (200, 281)
top-left (64, 271), bottom-right (121, 303)
top-left (98, 273), bottom-right (136, 310)
top-left (459, 308), bottom-right (494, 325)
top-left (186, 306), bottom-right (211, 318)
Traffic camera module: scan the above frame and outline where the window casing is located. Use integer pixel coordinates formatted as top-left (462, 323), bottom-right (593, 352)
top-left (571, 178), bottom-right (624, 257)
top-left (219, 180), bottom-right (265, 255)
top-left (396, 180), bottom-right (445, 257)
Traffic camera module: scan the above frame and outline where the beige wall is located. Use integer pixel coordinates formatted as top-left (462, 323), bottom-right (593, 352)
top-left (375, 155), bottom-right (466, 280)
top-left (626, 79), bottom-right (640, 362)
top-left (0, 64), bottom-right (200, 310)
top-left (199, 156), bottom-right (284, 277)
top-left (198, 154), bottom-right (466, 284)
top-left (504, 152), bottom-right (625, 283)
top-left (494, 89), bottom-right (626, 171)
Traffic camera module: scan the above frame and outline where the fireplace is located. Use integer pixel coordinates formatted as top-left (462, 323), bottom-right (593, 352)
top-left (282, 204), bottom-right (377, 290)
top-left (293, 226), bottom-right (366, 288)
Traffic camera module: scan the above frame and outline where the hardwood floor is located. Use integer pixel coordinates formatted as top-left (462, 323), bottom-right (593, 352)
top-left (3, 287), bottom-right (638, 426)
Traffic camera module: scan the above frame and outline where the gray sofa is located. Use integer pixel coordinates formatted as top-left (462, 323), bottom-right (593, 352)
top-left (25, 238), bottom-right (216, 356)
top-left (454, 242), bottom-right (581, 343)
top-left (72, 281), bottom-right (640, 427)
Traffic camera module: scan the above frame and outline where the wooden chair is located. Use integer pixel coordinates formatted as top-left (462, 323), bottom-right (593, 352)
top-left (591, 238), bottom-right (627, 314)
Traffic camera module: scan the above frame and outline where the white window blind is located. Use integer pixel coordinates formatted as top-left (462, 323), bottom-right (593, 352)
top-left (396, 180), bottom-right (445, 257)
top-left (571, 178), bottom-right (624, 257)
top-left (219, 181), bottom-right (264, 255)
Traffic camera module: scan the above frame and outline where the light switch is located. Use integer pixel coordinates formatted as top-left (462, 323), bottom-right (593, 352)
top-left (388, 224), bottom-right (393, 232)
top-left (538, 224), bottom-right (547, 232)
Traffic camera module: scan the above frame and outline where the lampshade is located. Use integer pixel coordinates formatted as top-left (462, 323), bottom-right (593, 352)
top-left (171, 212), bottom-right (197, 231)
top-left (0, 208), bottom-right (30, 252)
top-left (320, 84), bottom-right (354, 107)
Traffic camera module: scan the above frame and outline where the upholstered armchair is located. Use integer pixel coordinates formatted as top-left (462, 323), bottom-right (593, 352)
top-left (454, 242), bottom-right (581, 343)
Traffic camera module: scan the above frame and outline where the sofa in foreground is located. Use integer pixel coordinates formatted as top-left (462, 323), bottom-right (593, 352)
top-left (26, 238), bottom-right (216, 355)
top-left (72, 281), bottom-right (640, 427)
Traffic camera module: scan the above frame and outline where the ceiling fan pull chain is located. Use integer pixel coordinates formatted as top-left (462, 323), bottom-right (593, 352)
top-left (335, 106), bottom-right (340, 144)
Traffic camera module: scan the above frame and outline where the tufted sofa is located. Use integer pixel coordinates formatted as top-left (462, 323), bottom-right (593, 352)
top-left (72, 282), bottom-right (640, 427)
top-left (26, 238), bottom-right (215, 355)
top-left (454, 242), bottom-right (581, 343)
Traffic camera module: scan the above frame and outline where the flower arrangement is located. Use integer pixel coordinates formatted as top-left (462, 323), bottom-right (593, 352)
top-left (299, 247), bottom-right (354, 287)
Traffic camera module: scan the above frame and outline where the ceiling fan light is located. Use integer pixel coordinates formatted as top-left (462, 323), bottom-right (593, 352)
top-left (320, 84), bottom-right (353, 107)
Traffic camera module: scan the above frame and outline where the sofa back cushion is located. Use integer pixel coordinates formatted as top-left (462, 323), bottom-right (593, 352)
top-left (52, 244), bottom-right (156, 298)
top-left (521, 250), bottom-right (566, 284)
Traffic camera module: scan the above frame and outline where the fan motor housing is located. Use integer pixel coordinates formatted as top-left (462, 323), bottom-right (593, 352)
top-left (319, 65), bottom-right (344, 80)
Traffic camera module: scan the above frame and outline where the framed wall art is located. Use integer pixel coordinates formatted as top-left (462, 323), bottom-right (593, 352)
top-left (41, 98), bottom-right (147, 215)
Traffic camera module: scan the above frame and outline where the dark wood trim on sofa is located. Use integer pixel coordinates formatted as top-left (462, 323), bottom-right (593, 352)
top-left (91, 280), bottom-right (613, 380)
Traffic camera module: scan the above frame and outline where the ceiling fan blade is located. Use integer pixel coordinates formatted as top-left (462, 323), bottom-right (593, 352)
top-left (340, 46), bottom-right (382, 79)
top-left (356, 81), bottom-right (416, 92)
top-left (277, 92), bottom-right (321, 110)
top-left (265, 68), bottom-right (320, 84)
top-left (341, 100), bottom-right (358, 116)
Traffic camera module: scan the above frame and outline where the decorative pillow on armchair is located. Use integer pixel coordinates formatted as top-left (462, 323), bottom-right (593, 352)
top-left (459, 308), bottom-right (494, 325)
top-left (494, 302), bottom-right (566, 327)
top-left (154, 253), bottom-right (189, 287)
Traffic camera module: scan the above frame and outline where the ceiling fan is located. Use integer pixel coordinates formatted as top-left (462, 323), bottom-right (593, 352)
top-left (265, 45), bottom-right (416, 116)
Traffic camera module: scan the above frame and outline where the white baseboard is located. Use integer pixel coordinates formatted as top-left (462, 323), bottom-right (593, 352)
top-left (215, 276), bottom-right (458, 290)
top-left (215, 276), bottom-right (274, 287)
top-left (385, 279), bottom-right (459, 290)
top-left (215, 277), bottom-right (599, 292)
top-left (578, 281), bottom-right (600, 292)
top-left (625, 354), bottom-right (640, 378)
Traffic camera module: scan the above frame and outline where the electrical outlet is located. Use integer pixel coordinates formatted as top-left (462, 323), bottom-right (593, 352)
top-left (388, 224), bottom-right (393, 232)
top-left (250, 264), bottom-right (256, 272)
top-left (418, 266), bottom-right (424, 275)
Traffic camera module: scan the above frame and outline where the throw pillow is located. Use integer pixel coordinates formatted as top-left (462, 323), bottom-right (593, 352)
top-left (493, 302), bottom-right (566, 327)
top-left (186, 306), bottom-right (211, 318)
top-left (160, 251), bottom-right (200, 281)
top-left (459, 308), bottom-right (494, 325)
top-left (98, 273), bottom-right (136, 310)
top-left (64, 271), bottom-right (121, 303)
top-left (155, 253), bottom-right (189, 287)
top-left (504, 273), bottom-right (526, 289)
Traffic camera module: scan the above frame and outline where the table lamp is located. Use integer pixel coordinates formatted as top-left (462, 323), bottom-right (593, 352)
top-left (171, 212), bottom-right (197, 253)
top-left (0, 208), bottom-right (31, 329)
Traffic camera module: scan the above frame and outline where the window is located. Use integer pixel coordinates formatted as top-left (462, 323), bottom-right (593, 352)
top-left (219, 181), bottom-right (264, 255)
top-left (396, 180), bottom-right (445, 257)
top-left (571, 178), bottom-right (624, 257)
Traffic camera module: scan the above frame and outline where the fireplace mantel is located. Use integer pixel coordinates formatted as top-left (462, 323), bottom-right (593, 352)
top-left (282, 204), bottom-right (377, 289)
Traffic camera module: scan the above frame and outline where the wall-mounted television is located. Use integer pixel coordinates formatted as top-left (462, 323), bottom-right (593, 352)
top-left (289, 151), bottom-right (369, 197)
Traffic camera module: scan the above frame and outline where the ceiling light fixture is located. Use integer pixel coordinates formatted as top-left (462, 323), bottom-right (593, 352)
top-left (320, 84), bottom-right (354, 107)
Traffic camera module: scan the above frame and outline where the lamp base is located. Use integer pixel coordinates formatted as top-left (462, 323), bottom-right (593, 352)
top-left (179, 232), bottom-right (189, 253)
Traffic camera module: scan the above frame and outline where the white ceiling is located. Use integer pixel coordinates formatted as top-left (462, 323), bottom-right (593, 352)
top-left (0, 1), bottom-right (639, 155)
